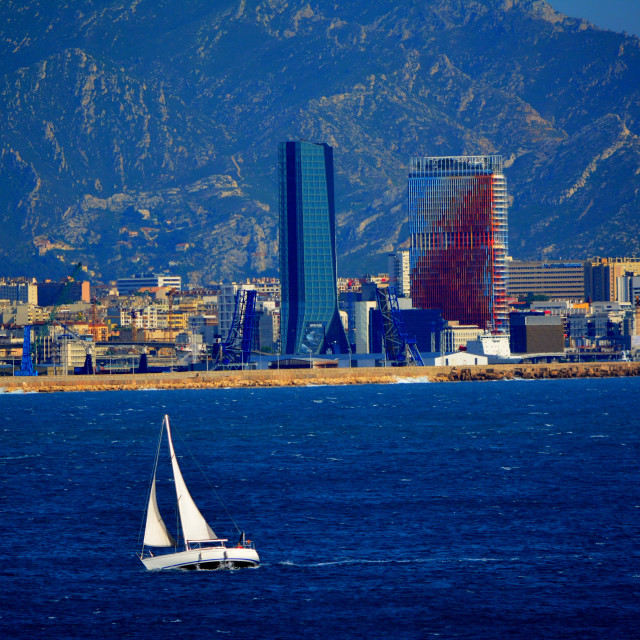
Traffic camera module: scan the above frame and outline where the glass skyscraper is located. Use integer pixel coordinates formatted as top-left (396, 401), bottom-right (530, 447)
top-left (408, 155), bottom-right (508, 332)
top-left (278, 141), bottom-right (348, 355)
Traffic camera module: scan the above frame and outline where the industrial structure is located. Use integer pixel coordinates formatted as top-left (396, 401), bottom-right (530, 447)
top-left (14, 326), bottom-right (37, 376)
top-left (54, 321), bottom-right (95, 375)
top-left (14, 263), bottom-right (85, 376)
top-left (375, 286), bottom-right (424, 366)
top-left (278, 140), bottom-right (348, 355)
top-left (408, 155), bottom-right (508, 332)
top-left (214, 289), bottom-right (257, 369)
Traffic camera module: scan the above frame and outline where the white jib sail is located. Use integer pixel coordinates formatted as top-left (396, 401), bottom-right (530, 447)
top-left (165, 415), bottom-right (217, 542)
top-left (143, 475), bottom-right (176, 547)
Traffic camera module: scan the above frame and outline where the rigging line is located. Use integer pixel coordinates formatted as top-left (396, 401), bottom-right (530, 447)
top-left (175, 501), bottom-right (181, 548)
top-left (173, 420), bottom-right (242, 535)
top-left (138, 417), bottom-right (167, 553)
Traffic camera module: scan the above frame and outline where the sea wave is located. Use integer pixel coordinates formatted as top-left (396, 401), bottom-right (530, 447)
top-left (394, 375), bottom-right (431, 384)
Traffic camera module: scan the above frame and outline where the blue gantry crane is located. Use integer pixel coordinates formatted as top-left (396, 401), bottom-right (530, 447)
top-left (14, 262), bottom-right (83, 376)
top-left (214, 289), bottom-right (257, 369)
top-left (14, 326), bottom-right (37, 376)
top-left (376, 285), bottom-right (424, 367)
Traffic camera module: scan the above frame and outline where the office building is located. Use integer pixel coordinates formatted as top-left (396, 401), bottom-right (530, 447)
top-left (585, 257), bottom-right (640, 302)
top-left (278, 141), bottom-right (348, 355)
top-left (509, 312), bottom-right (565, 355)
top-left (38, 280), bottom-right (90, 306)
top-left (617, 273), bottom-right (640, 306)
top-left (442, 321), bottom-right (484, 353)
top-left (387, 250), bottom-right (411, 297)
top-left (507, 260), bottom-right (585, 300)
top-left (339, 283), bottom-right (380, 353)
top-left (0, 280), bottom-right (37, 305)
top-left (408, 155), bottom-right (508, 332)
top-left (116, 274), bottom-right (181, 296)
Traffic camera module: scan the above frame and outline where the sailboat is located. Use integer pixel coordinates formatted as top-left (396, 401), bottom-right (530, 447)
top-left (139, 414), bottom-right (260, 570)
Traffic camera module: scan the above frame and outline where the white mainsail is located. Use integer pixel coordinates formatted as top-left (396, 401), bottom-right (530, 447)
top-left (165, 415), bottom-right (217, 542)
top-left (143, 475), bottom-right (176, 547)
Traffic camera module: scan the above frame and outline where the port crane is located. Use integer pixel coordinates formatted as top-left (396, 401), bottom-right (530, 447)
top-left (52, 319), bottom-right (94, 375)
top-left (14, 262), bottom-right (83, 376)
top-left (214, 289), bottom-right (257, 369)
top-left (376, 285), bottom-right (424, 367)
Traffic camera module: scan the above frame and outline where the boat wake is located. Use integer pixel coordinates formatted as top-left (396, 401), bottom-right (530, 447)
top-left (278, 555), bottom-right (521, 568)
top-left (278, 557), bottom-right (438, 568)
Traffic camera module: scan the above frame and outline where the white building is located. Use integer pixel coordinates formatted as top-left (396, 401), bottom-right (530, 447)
top-left (218, 283), bottom-right (256, 341)
top-left (116, 274), bottom-right (182, 296)
top-left (530, 300), bottom-right (573, 315)
top-left (55, 333), bottom-right (95, 374)
top-left (442, 321), bottom-right (484, 352)
top-left (119, 306), bottom-right (159, 329)
top-left (387, 250), bottom-right (411, 297)
top-left (251, 279), bottom-right (280, 300)
top-left (466, 333), bottom-right (520, 364)
top-left (591, 301), bottom-right (630, 313)
top-left (422, 351), bottom-right (489, 367)
top-left (353, 301), bottom-right (377, 354)
top-left (617, 274), bottom-right (640, 306)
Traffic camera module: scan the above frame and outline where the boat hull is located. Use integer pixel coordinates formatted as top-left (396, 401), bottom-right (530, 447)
top-left (141, 546), bottom-right (259, 571)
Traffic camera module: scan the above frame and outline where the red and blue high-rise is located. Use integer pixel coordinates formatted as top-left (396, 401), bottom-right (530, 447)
top-left (408, 155), bottom-right (508, 332)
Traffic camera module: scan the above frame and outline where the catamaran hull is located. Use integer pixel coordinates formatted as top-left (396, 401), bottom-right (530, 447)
top-left (141, 547), bottom-right (260, 571)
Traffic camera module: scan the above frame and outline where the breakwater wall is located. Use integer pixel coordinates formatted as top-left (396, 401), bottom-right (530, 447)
top-left (1, 361), bottom-right (639, 393)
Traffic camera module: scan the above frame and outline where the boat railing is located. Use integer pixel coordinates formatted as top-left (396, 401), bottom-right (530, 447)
top-left (185, 538), bottom-right (256, 551)
top-left (237, 539), bottom-right (256, 550)
top-left (186, 538), bottom-right (228, 550)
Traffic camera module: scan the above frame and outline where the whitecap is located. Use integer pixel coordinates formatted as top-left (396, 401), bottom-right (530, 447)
top-left (394, 375), bottom-right (431, 384)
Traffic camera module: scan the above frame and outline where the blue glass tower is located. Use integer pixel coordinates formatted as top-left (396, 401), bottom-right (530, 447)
top-left (278, 141), bottom-right (348, 355)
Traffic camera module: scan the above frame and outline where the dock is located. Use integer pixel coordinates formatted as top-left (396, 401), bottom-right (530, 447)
top-left (1, 361), bottom-right (639, 393)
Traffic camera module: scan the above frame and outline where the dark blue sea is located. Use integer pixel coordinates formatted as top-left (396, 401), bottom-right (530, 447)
top-left (1, 377), bottom-right (639, 639)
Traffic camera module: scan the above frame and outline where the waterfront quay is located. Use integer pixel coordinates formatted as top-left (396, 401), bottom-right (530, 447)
top-left (1, 361), bottom-right (639, 393)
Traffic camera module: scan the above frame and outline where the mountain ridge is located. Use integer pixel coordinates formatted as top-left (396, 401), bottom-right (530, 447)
top-left (1, 0), bottom-right (639, 282)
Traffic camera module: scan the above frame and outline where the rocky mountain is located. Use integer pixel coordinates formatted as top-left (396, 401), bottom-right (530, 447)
top-left (1, 0), bottom-right (639, 284)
